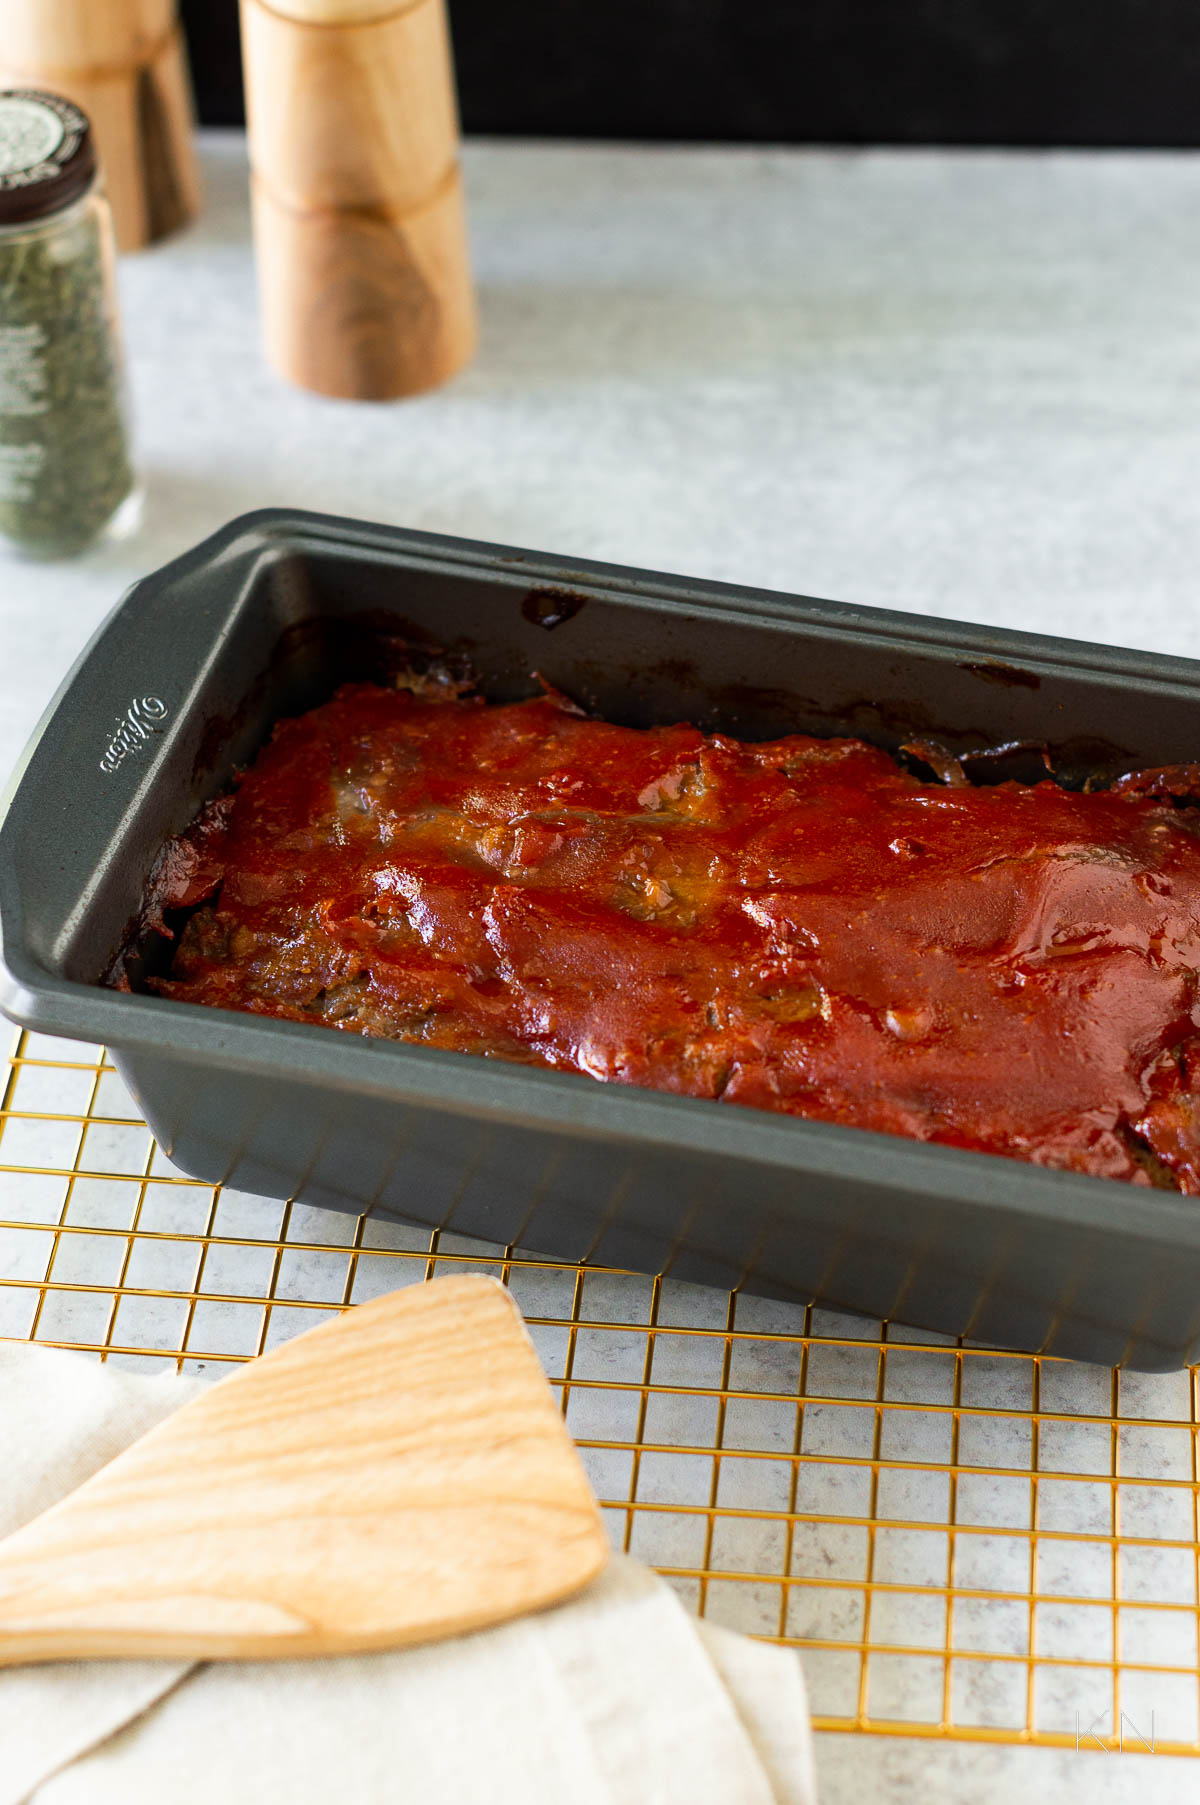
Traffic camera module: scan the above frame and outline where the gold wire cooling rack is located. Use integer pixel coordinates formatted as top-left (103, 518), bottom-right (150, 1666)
top-left (3, 1023), bottom-right (1200, 1756)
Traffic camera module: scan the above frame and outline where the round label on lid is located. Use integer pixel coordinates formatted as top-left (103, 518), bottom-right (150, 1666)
top-left (0, 97), bottom-right (66, 178)
top-left (0, 91), bottom-right (95, 225)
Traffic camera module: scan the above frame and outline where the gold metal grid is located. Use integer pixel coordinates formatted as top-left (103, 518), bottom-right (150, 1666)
top-left (3, 1023), bottom-right (1200, 1755)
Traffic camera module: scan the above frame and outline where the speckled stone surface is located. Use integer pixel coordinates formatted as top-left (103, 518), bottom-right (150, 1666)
top-left (4, 135), bottom-right (1200, 1802)
top-left (6, 135), bottom-right (1200, 778)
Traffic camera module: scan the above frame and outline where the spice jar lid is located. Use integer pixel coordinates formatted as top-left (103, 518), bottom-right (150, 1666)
top-left (0, 91), bottom-right (96, 228)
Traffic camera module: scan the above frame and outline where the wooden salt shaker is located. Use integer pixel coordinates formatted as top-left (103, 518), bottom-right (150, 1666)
top-left (0, 0), bottom-right (200, 251)
top-left (240, 0), bottom-right (477, 400)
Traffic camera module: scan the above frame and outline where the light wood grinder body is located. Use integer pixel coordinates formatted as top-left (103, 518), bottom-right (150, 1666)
top-left (240, 0), bottom-right (477, 399)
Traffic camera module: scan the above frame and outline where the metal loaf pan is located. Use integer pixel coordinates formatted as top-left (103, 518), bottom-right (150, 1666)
top-left (5, 509), bottom-right (1200, 1368)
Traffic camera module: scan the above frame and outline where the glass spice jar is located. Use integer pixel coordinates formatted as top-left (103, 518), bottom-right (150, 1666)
top-left (0, 90), bottom-right (137, 559)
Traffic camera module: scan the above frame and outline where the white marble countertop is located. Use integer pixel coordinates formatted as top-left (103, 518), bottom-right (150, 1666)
top-left (5, 133), bottom-right (1200, 1802)
top-left (6, 134), bottom-right (1200, 776)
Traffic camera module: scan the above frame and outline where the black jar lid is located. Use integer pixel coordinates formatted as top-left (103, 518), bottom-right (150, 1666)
top-left (0, 91), bottom-right (96, 228)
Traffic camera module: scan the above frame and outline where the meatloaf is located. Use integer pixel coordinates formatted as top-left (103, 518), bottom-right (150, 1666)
top-left (130, 678), bottom-right (1200, 1192)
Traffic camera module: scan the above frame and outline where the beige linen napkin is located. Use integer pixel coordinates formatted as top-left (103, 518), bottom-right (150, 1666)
top-left (0, 1342), bottom-right (817, 1805)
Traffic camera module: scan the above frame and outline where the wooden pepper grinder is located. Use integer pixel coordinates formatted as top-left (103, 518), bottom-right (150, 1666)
top-left (0, 0), bottom-right (201, 251)
top-left (240, 0), bottom-right (477, 400)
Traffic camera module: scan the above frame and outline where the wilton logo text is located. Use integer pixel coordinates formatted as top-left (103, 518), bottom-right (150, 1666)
top-left (99, 696), bottom-right (168, 774)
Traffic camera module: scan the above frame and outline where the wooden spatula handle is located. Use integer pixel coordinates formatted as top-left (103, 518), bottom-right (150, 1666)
top-left (0, 1277), bottom-right (608, 1664)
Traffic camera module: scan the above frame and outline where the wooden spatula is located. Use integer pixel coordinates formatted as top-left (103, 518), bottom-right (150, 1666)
top-left (0, 1274), bottom-right (609, 1664)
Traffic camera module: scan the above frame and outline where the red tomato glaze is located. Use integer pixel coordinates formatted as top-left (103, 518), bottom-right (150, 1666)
top-left (146, 683), bottom-right (1200, 1191)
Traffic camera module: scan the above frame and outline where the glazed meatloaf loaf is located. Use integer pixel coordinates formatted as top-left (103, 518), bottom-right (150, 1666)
top-left (130, 676), bottom-right (1200, 1192)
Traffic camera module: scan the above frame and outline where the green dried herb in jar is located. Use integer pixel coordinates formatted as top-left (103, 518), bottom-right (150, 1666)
top-left (0, 90), bottom-right (136, 559)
